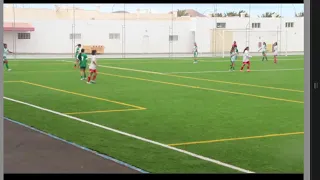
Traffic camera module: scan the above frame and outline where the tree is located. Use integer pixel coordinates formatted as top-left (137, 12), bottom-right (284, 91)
top-left (177, 9), bottom-right (189, 17)
top-left (210, 13), bottom-right (224, 17)
top-left (295, 12), bottom-right (304, 17)
top-left (224, 11), bottom-right (238, 17)
top-left (260, 12), bottom-right (281, 18)
top-left (238, 10), bottom-right (249, 17)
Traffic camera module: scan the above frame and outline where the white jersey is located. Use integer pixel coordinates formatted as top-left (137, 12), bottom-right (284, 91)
top-left (193, 45), bottom-right (198, 53)
top-left (273, 45), bottom-right (278, 55)
top-left (89, 55), bottom-right (97, 69)
top-left (260, 44), bottom-right (266, 52)
top-left (3, 48), bottom-right (8, 57)
top-left (242, 50), bottom-right (251, 62)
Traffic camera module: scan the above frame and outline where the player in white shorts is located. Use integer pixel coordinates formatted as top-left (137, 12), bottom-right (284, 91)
top-left (240, 47), bottom-right (252, 72)
top-left (87, 50), bottom-right (98, 84)
top-left (273, 42), bottom-right (278, 64)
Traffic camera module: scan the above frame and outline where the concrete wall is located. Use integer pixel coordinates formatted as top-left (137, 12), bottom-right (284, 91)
top-left (3, 12), bottom-right (304, 55)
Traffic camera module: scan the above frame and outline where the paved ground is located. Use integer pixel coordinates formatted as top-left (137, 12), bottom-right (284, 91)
top-left (4, 119), bottom-right (141, 173)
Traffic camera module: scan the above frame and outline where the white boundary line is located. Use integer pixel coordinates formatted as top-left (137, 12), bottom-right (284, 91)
top-left (9, 58), bottom-right (303, 62)
top-left (4, 117), bottom-right (148, 173)
top-left (165, 68), bottom-right (305, 74)
top-left (4, 96), bottom-right (254, 173)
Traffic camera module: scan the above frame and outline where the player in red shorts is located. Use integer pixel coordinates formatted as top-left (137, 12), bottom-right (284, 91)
top-left (87, 50), bottom-right (98, 84)
top-left (240, 47), bottom-right (252, 72)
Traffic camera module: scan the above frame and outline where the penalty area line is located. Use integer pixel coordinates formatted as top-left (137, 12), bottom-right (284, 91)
top-left (4, 96), bottom-right (254, 173)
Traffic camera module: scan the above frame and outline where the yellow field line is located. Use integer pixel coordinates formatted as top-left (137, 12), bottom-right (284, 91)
top-left (20, 81), bottom-right (146, 110)
top-left (64, 108), bottom-right (144, 115)
top-left (99, 72), bottom-right (304, 104)
top-left (168, 132), bottom-right (304, 146)
top-left (167, 74), bottom-right (304, 93)
top-left (7, 70), bottom-right (75, 73)
top-left (98, 65), bottom-right (303, 93)
top-left (3, 81), bottom-right (22, 83)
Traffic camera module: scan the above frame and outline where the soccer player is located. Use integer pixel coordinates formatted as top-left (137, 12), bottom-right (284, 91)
top-left (240, 47), bottom-right (252, 72)
top-left (193, 43), bottom-right (198, 64)
top-left (232, 41), bottom-right (237, 48)
top-left (78, 49), bottom-right (88, 80)
top-left (87, 50), bottom-right (98, 84)
top-left (3, 43), bottom-right (13, 71)
top-left (229, 46), bottom-right (237, 71)
top-left (74, 44), bottom-right (81, 69)
top-left (258, 42), bottom-right (268, 61)
top-left (273, 42), bottom-right (278, 64)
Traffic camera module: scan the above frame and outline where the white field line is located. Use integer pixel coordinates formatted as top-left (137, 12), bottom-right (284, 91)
top-left (165, 68), bottom-right (304, 74)
top-left (11, 58), bottom-right (303, 63)
top-left (4, 96), bottom-right (254, 173)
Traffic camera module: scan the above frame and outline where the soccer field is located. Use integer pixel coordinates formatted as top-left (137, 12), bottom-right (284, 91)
top-left (4, 55), bottom-right (304, 173)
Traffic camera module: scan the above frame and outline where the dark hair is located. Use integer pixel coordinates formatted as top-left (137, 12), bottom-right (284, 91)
top-left (243, 47), bottom-right (249, 53)
top-left (3, 43), bottom-right (7, 46)
top-left (81, 48), bottom-right (85, 53)
top-left (77, 44), bottom-right (81, 47)
top-left (92, 50), bottom-right (97, 55)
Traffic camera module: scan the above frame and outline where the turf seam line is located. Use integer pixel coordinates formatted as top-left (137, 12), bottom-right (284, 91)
top-left (168, 132), bottom-right (304, 146)
top-left (4, 117), bottom-right (149, 174)
top-left (4, 97), bottom-right (254, 173)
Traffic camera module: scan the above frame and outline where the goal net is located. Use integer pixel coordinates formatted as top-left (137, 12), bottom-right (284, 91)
top-left (211, 29), bottom-right (288, 58)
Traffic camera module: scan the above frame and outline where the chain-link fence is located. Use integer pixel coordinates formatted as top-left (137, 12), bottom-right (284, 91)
top-left (3, 4), bottom-right (304, 59)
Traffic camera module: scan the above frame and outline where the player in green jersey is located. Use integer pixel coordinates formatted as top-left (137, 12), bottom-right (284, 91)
top-left (229, 45), bottom-right (238, 71)
top-left (78, 49), bottom-right (88, 80)
top-left (3, 44), bottom-right (13, 71)
top-left (258, 42), bottom-right (268, 61)
top-left (193, 43), bottom-right (198, 64)
top-left (74, 44), bottom-right (81, 69)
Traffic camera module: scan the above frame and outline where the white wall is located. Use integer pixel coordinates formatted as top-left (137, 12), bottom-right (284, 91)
top-left (3, 17), bottom-right (304, 54)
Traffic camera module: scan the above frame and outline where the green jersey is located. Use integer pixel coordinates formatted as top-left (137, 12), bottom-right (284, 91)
top-left (79, 53), bottom-right (88, 67)
top-left (75, 47), bottom-right (81, 58)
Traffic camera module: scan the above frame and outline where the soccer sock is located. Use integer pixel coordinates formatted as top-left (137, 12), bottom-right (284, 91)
top-left (247, 65), bottom-right (250, 70)
top-left (240, 65), bottom-right (244, 70)
top-left (93, 74), bottom-right (97, 81)
top-left (5, 63), bottom-right (9, 69)
top-left (262, 57), bottom-right (264, 61)
top-left (88, 76), bottom-right (91, 82)
top-left (265, 56), bottom-right (268, 61)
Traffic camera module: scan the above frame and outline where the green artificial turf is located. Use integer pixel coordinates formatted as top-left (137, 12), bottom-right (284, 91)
top-left (4, 55), bottom-right (304, 173)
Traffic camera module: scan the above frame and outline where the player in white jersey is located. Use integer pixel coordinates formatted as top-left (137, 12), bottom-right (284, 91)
top-left (87, 50), bottom-right (98, 84)
top-left (273, 42), bottom-right (278, 64)
top-left (258, 42), bottom-right (268, 61)
top-left (3, 44), bottom-right (13, 71)
top-left (193, 43), bottom-right (198, 64)
top-left (240, 47), bottom-right (252, 72)
top-left (229, 46), bottom-right (238, 71)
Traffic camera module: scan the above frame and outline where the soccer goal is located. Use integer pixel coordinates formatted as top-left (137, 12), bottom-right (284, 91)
top-left (211, 29), bottom-right (289, 58)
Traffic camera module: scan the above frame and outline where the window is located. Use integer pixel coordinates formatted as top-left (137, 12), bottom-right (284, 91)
top-left (216, 22), bottom-right (226, 28)
top-left (252, 23), bottom-right (261, 28)
top-left (169, 35), bottom-right (178, 41)
top-left (69, 33), bottom-right (81, 39)
top-left (18, 33), bottom-right (30, 39)
top-left (109, 33), bottom-right (120, 40)
top-left (285, 22), bottom-right (294, 28)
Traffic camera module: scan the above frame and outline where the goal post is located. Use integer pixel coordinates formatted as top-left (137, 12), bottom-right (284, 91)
top-left (212, 29), bottom-right (288, 58)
